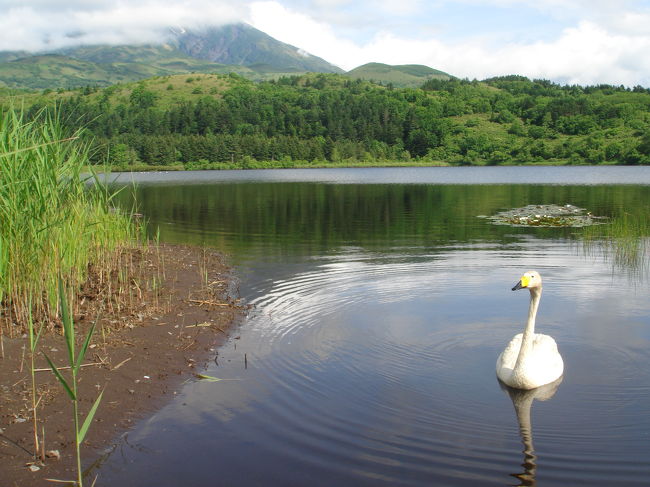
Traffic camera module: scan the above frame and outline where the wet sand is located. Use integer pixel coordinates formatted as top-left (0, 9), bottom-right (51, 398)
top-left (0, 244), bottom-right (243, 486)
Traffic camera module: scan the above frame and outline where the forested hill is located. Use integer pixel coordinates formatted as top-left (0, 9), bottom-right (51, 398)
top-left (10, 72), bottom-right (650, 167)
top-left (0, 23), bottom-right (343, 90)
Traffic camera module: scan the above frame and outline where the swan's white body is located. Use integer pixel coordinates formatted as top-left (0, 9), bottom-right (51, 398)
top-left (496, 271), bottom-right (563, 390)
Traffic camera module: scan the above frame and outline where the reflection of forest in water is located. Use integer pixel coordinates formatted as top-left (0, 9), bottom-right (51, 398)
top-left (116, 182), bottom-right (650, 257)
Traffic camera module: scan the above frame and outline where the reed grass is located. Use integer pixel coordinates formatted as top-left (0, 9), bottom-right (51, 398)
top-left (44, 279), bottom-right (103, 487)
top-left (26, 305), bottom-right (46, 462)
top-left (581, 209), bottom-right (650, 280)
top-left (0, 106), bottom-right (138, 333)
top-left (0, 105), bottom-right (151, 484)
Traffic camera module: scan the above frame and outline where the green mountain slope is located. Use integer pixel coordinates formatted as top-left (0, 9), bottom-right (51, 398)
top-left (346, 62), bottom-right (452, 87)
top-left (57, 44), bottom-right (186, 64)
top-left (0, 23), bottom-right (343, 90)
top-left (0, 52), bottom-right (258, 90)
top-left (0, 51), bottom-right (30, 63)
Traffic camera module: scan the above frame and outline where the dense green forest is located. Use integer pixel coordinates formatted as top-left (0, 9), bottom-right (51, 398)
top-left (7, 72), bottom-right (650, 167)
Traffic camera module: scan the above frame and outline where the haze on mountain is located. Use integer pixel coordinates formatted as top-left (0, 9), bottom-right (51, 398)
top-left (0, 22), bottom-right (343, 73)
top-left (0, 23), bottom-right (344, 90)
top-left (0, 23), bottom-right (454, 90)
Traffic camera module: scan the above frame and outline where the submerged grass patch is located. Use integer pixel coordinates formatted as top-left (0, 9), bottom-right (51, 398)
top-left (581, 208), bottom-right (650, 280)
top-left (0, 106), bottom-right (139, 334)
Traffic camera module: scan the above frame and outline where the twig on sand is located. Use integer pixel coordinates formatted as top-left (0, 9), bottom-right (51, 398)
top-left (34, 362), bottom-right (103, 373)
top-left (111, 357), bottom-right (132, 371)
top-left (188, 299), bottom-right (231, 307)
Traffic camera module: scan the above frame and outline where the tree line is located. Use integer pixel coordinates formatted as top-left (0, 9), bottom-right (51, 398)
top-left (19, 73), bottom-right (650, 167)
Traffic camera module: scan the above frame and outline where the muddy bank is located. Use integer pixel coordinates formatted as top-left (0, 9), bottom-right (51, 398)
top-left (0, 244), bottom-right (244, 486)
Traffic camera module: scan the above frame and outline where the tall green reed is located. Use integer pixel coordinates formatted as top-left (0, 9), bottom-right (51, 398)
top-left (27, 304), bottom-right (46, 462)
top-left (0, 105), bottom-right (137, 333)
top-left (44, 279), bottom-right (103, 487)
top-left (581, 208), bottom-right (650, 280)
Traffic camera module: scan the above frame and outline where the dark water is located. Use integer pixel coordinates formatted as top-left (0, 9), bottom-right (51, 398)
top-left (96, 167), bottom-right (650, 486)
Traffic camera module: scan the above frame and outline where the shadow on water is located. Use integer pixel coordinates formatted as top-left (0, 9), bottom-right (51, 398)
top-left (499, 378), bottom-right (563, 487)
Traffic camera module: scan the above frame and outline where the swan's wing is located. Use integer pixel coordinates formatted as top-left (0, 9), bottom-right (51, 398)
top-left (497, 333), bottom-right (563, 388)
top-left (532, 333), bottom-right (559, 352)
top-left (529, 333), bottom-right (564, 383)
top-left (497, 333), bottom-right (523, 371)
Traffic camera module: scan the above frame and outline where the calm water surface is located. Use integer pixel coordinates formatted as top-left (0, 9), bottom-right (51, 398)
top-left (97, 167), bottom-right (650, 486)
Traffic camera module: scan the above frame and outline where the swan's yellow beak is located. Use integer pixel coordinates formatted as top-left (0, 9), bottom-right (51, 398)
top-left (512, 275), bottom-right (530, 291)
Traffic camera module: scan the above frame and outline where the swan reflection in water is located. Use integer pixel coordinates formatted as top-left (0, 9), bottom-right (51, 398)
top-left (499, 377), bottom-right (563, 486)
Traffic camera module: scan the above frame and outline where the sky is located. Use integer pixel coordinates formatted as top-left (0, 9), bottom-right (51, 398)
top-left (2, 0), bottom-right (650, 86)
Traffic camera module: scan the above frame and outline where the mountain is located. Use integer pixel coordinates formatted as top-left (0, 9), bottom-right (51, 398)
top-left (0, 50), bottom-right (258, 90)
top-left (346, 62), bottom-right (452, 88)
top-left (0, 23), bottom-right (342, 90)
top-left (0, 51), bottom-right (30, 63)
top-left (171, 23), bottom-right (343, 74)
top-left (57, 44), bottom-right (188, 64)
top-left (0, 25), bottom-right (458, 91)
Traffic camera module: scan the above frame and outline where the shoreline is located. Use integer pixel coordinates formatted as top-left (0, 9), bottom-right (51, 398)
top-left (89, 159), bottom-right (632, 173)
top-left (0, 243), bottom-right (244, 486)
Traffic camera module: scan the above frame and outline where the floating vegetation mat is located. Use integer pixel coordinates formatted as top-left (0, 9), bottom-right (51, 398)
top-left (482, 204), bottom-right (607, 228)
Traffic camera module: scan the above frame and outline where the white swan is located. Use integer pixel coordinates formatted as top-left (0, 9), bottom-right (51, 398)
top-left (496, 271), bottom-right (563, 390)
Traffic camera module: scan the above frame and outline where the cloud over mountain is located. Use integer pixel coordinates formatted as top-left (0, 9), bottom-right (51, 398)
top-left (2, 0), bottom-right (650, 86)
top-left (0, 1), bottom-right (247, 52)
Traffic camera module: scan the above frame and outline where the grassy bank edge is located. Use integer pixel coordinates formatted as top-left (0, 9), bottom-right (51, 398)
top-left (88, 158), bottom-right (635, 173)
top-left (0, 105), bottom-right (146, 482)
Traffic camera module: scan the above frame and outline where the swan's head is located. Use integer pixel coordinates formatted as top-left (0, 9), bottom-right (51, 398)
top-left (512, 270), bottom-right (542, 291)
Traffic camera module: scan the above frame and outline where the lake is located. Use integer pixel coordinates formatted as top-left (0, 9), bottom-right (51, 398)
top-left (96, 166), bottom-right (650, 486)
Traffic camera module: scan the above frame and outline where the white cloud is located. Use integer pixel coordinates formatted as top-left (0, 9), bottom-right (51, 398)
top-left (376, 0), bottom-right (424, 16)
top-left (248, 1), bottom-right (360, 67)
top-left (249, 1), bottom-right (650, 85)
top-left (453, 21), bottom-right (650, 86)
top-left (1, 0), bottom-right (650, 86)
top-left (608, 11), bottom-right (650, 35)
top-left (458, 0), bottom-right (650, 36)
top-left (0, 0), bottom-right (247, 52)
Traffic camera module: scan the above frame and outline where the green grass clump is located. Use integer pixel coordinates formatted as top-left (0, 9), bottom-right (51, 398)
top-left (0, 106), bottom-right (137, 332)
top-left (581, 209), bottom-right (650, 279)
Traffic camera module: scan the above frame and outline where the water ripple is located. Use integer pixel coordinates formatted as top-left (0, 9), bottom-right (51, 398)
top-left (220, 248), bottom-right (650, 486)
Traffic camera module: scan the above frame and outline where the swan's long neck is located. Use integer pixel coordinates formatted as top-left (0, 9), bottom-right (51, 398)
top-left (514, 287), bottom-right (541, 372)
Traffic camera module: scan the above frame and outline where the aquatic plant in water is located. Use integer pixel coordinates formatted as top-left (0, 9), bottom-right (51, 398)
top-left (581, 209), bottom-right (650, 281)
top-left (485, 204), bottom-right (607, 228)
